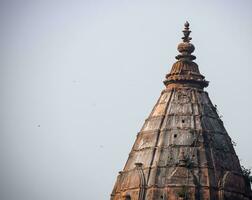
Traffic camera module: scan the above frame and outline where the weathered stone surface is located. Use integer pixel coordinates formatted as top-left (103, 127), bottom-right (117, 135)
top-left (111, 22), bottom-right (252, 200)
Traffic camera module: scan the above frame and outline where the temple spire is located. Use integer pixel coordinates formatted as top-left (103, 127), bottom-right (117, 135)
top-left (111, 22), bottom-right (252, 200)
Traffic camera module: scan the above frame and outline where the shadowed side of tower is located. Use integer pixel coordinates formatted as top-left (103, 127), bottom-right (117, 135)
top-left (111, 22), bottom-right (252, 200)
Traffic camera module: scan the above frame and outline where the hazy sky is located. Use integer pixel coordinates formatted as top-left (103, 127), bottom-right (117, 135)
top-left (1, 0), bottom-right (252, 200)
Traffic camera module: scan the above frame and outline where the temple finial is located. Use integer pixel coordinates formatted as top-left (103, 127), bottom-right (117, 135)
top-left (175, 21), bottom-right (195, 61)
top-left (185, 21), bottom-right (189, 27)
top-left (182, 21), bottom-right (191, 43)
top-left (164, 21), bottom-right (209, 88)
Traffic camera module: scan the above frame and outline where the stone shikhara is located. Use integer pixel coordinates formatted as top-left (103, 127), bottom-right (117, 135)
top-left (111, 22), bottom-right (252, 200)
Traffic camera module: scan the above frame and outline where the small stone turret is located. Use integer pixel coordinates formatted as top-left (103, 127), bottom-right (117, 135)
top-left (111, 22), bottom-right (252, 200)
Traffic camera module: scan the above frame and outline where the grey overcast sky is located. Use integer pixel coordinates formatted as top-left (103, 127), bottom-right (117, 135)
top-left (0, 0), bottom-right (252, 200)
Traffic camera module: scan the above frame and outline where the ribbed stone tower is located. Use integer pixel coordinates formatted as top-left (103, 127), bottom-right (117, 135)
top-left (111, 22), bottom-right (252, 200)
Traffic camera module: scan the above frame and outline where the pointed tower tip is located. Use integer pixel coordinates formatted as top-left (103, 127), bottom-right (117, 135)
top-left (175, 21), bottom-right (195, 61)
top-left (184, 21), bottom-right (190, 28)
top-left (182, 21), bottom-right (191, 43)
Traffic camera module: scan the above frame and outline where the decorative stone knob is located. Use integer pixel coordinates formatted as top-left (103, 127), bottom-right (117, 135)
top-left (177, 42), bottom-right (195, 54)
